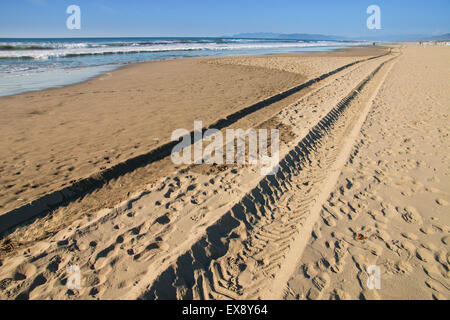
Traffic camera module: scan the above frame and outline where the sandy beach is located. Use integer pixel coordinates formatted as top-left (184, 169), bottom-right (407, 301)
top-left (0, 44), bottom-right (448, 300)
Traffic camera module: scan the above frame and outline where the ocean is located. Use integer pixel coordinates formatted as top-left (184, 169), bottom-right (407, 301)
top-left (0, 37), bottom-right (367, 97)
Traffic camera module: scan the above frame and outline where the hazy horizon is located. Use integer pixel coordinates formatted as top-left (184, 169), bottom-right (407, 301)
top-left (1, 0), bottom-right (449, 39)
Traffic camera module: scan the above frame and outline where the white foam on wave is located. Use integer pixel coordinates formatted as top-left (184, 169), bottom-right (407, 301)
top-left (0, 41), bottom-right (366, 60)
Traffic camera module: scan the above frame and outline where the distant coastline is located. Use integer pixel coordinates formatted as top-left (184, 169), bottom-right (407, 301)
top-left (230, 32), bottom-right (450, 42)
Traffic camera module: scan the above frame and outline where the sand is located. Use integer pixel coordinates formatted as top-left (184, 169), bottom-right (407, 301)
top-left (0, 47), bottom-right (385, 219)
top-left (0, 58), bottom-right (305, 214)
top-left (0, 45), bottom-right (448, 300)
top-left (284, 45), bottom-right (450, 300)
top-left (0, 47), bottom-right (386, 239)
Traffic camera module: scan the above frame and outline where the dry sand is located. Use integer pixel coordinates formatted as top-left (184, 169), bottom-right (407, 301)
top-left (284, 44), bottom-right (450, 300)
top-left (0, 45), bottom-right (448, 300)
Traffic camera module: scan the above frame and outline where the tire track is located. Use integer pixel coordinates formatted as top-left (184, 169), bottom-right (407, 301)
top-left (0, 52), bottom-right (395, 300)
top-left (138, 54), bottom-right (399, 300)
top-left (265, 53), bottom-right (401, 300)
top-left (0, 52), bottom-right (390, 237)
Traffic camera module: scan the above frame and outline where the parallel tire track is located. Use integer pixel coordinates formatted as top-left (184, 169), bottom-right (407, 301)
top-left (138, 54), bottom-right (398, 300)
top-left (0, 52), bottom-right (391, 237)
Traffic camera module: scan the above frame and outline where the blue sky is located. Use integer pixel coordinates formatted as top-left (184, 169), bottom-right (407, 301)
top-left (0, 0), bottom-right (449, 38)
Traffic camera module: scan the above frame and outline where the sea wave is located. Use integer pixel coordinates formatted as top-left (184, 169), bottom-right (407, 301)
top-left (0, 45), bottom-right (52, 51)
top-left (0, 40), bottom-right (361, 60)
top-left (0, 38), bottom-right (367, 97)
top-left (0, 39), bottom-right (247, 51)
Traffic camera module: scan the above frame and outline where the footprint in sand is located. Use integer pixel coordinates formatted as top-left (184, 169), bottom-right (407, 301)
top-left (401, 232), bottom-right (418, 241)
top-left (155, 214), bottom-right (171, 225)
top-left (397, 206), bottom-right (423, 225)
top-left (432, 292), bottom-right (447, 300)
top-left (321, 211), bottom-right (337, 227)
top-left (302, 263), bottom-right (318, 279)
top-left (422, 263), bottom-right (443, 279)
top-left (46, 256), bottom-right (62, 273)
top-left (311, 223), bottom-right (322, 241)
top-left (435, 198), bottom-right (449, 206)
top-left (420, 225), bottom-right (436, 235)
top-left (360, 288), bottom-right (380, 300)
top-left (14, 263), bottom-right (37, 281)
top-left (308, 272), bottom-right (330, 300)
top-left (435, 250), bottom-right (450, 267)
top-left (441, 236), bottom-right (450, 246)
top-left (416, 247), bottom-right (434, 263)
top-left (329, 288), bottom-right (350, 300)
top-left (386, 259), bottom-right (413, 275)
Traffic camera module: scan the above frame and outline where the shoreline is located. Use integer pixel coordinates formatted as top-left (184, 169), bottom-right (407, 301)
top-left (0, 44), bottom-right (382, 99)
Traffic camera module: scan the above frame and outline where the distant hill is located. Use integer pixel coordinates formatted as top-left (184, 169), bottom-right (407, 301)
top-left (231, 33), bottom-right (348, 41)
top-left (230, 32), bottom-right (450, 42)
top-left (426, 33), bottom-right (450, 41)
top-left (357, 33), bottom-right (450, 42)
